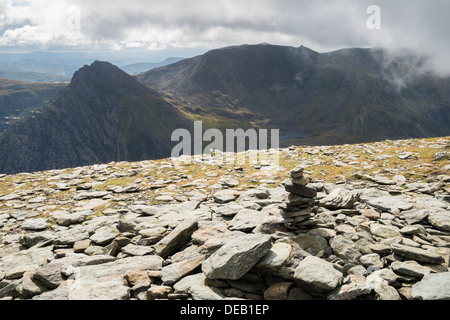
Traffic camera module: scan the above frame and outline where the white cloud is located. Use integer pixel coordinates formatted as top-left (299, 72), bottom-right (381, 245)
top-left (0, 0), bottom-right (449, 70)
top-left (0, 0), bottom-right (85, 47)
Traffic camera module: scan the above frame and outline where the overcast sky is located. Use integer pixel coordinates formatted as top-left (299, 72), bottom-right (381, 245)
top-left (0, 0), bottom-right (449, 70)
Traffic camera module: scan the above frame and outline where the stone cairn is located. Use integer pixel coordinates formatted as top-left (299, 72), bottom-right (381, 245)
top-left (280, 165), bottom-right (318, 228)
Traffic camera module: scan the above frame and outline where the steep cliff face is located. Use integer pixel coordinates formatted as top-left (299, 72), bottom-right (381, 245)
top-left (0, 61), bottom-right (190, 174)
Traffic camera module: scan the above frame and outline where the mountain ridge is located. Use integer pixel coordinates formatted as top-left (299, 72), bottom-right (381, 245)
top-left (139, 44), bottom-right (450, 145)
top-left (0, 44), bottom-right (449, 174)
top-left (0, 61), bottom-right (191, 174)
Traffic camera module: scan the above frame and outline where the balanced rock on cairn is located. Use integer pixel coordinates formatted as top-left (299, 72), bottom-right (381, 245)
top-left (280, 166), bottom-right (317, 225)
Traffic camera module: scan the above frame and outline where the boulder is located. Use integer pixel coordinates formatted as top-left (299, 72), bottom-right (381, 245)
top-left (213, 190), bottom-right (241, 204)
top-left (21, 218), bottom-right (48, 231)
top-left (319, 188), bottom-right (356, 210)
top-left (154, 219), bottom-right (198, 258)
top-left (412, 273), bottom-right (450, 300)
top-left (428, 210), bottom-right (450, 232)
top-left (202, 234), bottom-right (272, 280)
top-left (294, 256), bottom-right (343, 294)
top-left (391, 244), bottom-right (445, 265)
top-left (0, 247), bottom-right (53, 280)
top-left (90, 225), bottom-right (120, 246)
top-left (370, 224), bottom-right (402, 239)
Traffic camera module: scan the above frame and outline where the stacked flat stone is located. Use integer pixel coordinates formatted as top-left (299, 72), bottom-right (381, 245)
top-left (280, 166), bottom-right (317, 224)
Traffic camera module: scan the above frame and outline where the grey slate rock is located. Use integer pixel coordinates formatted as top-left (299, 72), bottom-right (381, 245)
top-left (21, 218), bottom-right (48, 231)
top-left (0, 247), bottom-right (54, 280)
top-left (202, 234), bottom-right (272, 280)
top-left (412, 272), bottom-right (450, 300)
top-left (284, 182), bottom-right (317, 198)
top-left (228, 209), bottom-right (271, 232)
top-left (73, 191), bottom-right (109, 201)
top-left (294, 256), bottom-right (344, 294)
top-left (428, 210), bottom-right (450, 232)
top-left (391, 244), bottom-right (445, 265)
top-left (319, 188), bottom-right (356, 210)
top-left (161, 255), bottom-right (205, 285)
top-left (90, 225), bottom-right (120, 246)
top-left (154, 219), bottom-right (199, 258)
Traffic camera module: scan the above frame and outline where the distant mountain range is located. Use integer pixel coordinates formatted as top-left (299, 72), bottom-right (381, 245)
top-left (0, 71), bottom-right (70, 83)
top-left (0, 52), bottom-right (185, 81)
top-left (0, 78), bottom-right (67, 133)
top-left (0, 44), bottom-right (449, 174)
top-left (121, 57), bottom-right (184, 75)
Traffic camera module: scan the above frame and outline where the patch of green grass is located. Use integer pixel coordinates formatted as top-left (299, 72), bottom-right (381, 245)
top-left (95, 177), bottom-right (137, 191)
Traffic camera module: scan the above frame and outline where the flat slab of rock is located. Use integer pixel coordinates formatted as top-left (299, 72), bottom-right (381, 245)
top-left (0, 247), bottom-right (53, 280)
top-left (391, 261), bottom-right (432, 278)
top-left (370, 224), bottom-right (402, 239)
top-left (202, 234), bottom-right (272, 280)
top-left (428, 210), bottom-right (450, 232)
top-left (54, 225), bottom-right (90, 246)
top-left (319, 188), bottom-right (356, 209)
top-left (292, 234), bottom-right (329, 256)
top-left (228, 209), bottom-right (271, 232)
top-left (35, 254), bottom-right (116, 289)
top-left (54, 212), bottom-right (89, 226)
top-left (212, 204), bottom-right (243, 218)
top-left (191, 221), bottom-right (244, 246)
top-left (284, 182), bottom-right (317, 198)
top-left (20, 232), bottom-right (55, 248)
top-left (365, 196), bottom-right (413, 212)
top-left (172, 273), bottom-right (226, 300)
top-left (121, 244), bottom-right (155, 256)
top-left (254, 242), bottom-right (292, 274)
top-left (161, 255), bottom-right (205, 285)
top-left (90, 225), bottom-right (120, 246)
top-left (73, 191), bottom-right (109, 201)
top-left (327, 275), bottom-right (372, 300)
top-left (294, 256), bottom-right (344, 294)
top-left (34, 261), bottom-right (67, 289)
top-left (138, 227), bottom-right (167, 245)
top-left (391, 244), bottom-right (445, 265)
top-left (67, 274), bottom-right (130, 300)
top-left (64, 255), bottom-right (164, 280)
top-left (330, 235), bottom-right (372, 264)
top-left (366, 273), bottom-right (401, 300)
top-left (400, 210), bottom-right (429, 225)
top-left (154, 219), bottom-right (198, 258)
top-left (21, 218), bottom-right (48, 231)
top-left (412, 273), bottom-right (450, 300)
top-left (213, 189), bottom-right (241, 204)
top-left (129, 205), bottom-right (158, 216)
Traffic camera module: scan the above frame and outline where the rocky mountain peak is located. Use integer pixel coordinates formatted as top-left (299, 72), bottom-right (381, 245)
top-left (0, 61), bottom-right (189, 174)
top-left (68, 60), bottom-right (149, 98)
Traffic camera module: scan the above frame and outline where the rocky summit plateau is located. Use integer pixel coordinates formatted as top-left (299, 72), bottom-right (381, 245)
top-left (0, 136), bottom-right (449, 301)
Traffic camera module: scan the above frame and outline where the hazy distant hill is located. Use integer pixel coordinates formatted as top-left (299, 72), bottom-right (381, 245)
top-left (120, 57), bottom-right (184, 75)
top-left (0, 78), bottom-right (67, 133)
top-left (0, 51), bottom-right (186, 77)
top-left (0, 71), bottom-right (71, 83)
